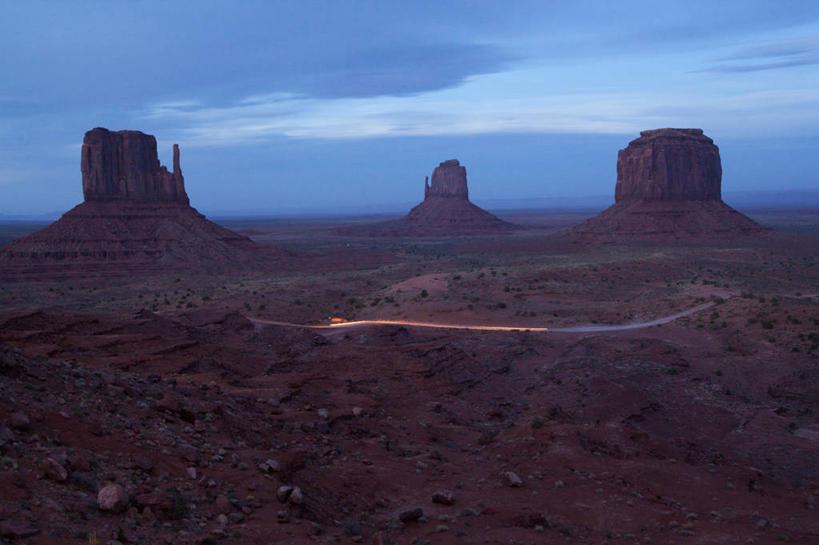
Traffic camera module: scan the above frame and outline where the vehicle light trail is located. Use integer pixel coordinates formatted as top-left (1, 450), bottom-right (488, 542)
top-left (248, 300), bottom-right (717, 333)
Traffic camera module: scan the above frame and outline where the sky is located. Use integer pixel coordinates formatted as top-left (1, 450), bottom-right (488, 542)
top-left (1, 0), bottom-right (818, 216)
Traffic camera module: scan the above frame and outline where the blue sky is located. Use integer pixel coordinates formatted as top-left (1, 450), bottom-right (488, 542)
top-left (1, 1), bottom-right (817, 215)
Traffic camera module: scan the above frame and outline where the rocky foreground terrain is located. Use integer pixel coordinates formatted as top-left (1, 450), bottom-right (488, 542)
top-left (0, 224), bottom-right (817, 544)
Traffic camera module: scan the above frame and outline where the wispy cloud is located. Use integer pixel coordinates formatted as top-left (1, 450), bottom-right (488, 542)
top-left (701, 34), bottom-right (819, 72)
top-left (141, 90), bottom-right (652, 147)
top-left (140, 79), bottom-right (819, 147)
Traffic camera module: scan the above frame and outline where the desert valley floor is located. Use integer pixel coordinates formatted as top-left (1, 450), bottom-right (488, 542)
top-left (0, 208), bottom-right (817, 544)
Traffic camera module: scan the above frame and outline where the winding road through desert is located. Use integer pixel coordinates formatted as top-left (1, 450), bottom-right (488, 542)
top-left (248, 300), bottom-right (718, 334)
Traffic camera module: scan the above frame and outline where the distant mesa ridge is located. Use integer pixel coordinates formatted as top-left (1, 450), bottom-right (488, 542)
top-left (0, 127), bottom-right (274, 278)
top-left (570, 128), bottom-right (766, 241)
top-left (81, 128), bottom-right (189, 205)
top-left (341, 158), bottom-right (518, 237)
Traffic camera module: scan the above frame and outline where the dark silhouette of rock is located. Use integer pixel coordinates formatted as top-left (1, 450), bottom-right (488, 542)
top-left (342, 159), bottom-right (517, 237)
top-left (0, 128), bottom-right (277, 278)
top-left (82, 128), bottom-right (189, 204)
top-left (570, 128), bottom-right (765, 242)
top-left (425, 159), bottom-right (469, 199)
top-left (615, 129), bottom-right (721, 203)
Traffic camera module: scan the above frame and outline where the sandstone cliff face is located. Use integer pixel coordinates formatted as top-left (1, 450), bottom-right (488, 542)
top-left (425, 159), bottom-right (469, 200)
top-left (614, 128), bottom-right (721, 203)
top-left (81, 128), bottom-right (189, 205)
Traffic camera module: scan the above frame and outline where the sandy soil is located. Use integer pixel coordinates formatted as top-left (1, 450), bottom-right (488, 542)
top-left (0, 211), bottom-right (817, 544)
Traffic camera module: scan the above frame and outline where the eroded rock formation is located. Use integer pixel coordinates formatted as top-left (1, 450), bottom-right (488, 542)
top-left (81, 128), bottom-right (189, 204)
top-left (342, 158), bottom-right (517, 236)
top-left (0, 128), bottom-right (275, 278)
top-left (614, 129), bottom-right (721, 203)
top-left (570, 128), bottom-right (765, 242)
top-left (425, 159), bottom-right (469, 200)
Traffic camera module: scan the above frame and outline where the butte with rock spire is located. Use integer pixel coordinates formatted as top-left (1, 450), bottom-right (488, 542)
top-left (0, 128), bottom-right (274, 278)
top-left (342, 159), bottom-right (517, 236)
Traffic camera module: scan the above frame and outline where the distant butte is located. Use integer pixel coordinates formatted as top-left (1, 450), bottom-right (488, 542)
top-left (570, 128), bottom-right (766, 241)
top-left (81, 127), bottom-right (189, 204)
top-left (342, 159), bottom-right (518, 236)
top-left (0, 128), bottom-right (276, 278)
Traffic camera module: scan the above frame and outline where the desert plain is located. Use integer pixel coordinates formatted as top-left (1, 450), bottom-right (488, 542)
top-left (0, 202), bottom-right (817, 544)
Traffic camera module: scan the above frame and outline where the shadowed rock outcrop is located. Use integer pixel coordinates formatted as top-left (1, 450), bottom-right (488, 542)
top-left (342, 159), bottom-right (517, 237)
top-left (425, 159), bottom-right (469, 199)
top-left (614, 129), bottom-right (722, 203)
top-left (570, 128), bottom-right (765, 242)
top-left (0, 128), bottom-right (276, 278)
top-left (82, 128), bottom-right (189, 204)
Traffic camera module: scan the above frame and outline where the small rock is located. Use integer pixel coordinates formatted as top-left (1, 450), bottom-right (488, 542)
top-left (399, 507), bottom-right (424, 523)
top-left (10, 411), bottom-right (30, 430)
top-left (260, 459), bottom-right (280, 473)
top-left (186, 467), bottom-right (197, 479)
top-left (352, 407), bottom-right (363, 417)
top-left (756, 518), bottom-right (768, 529)
top-left (0, 520), bottom-right (40, 538)
top-left (42, 457), bottom-right (68, 482)
top-left (289, 486), bottom-right (304, 505)
top-left (504, 471), bottom-right (523, 488)
top-left (216, 513), bottom-right (228, 526)
top-left (214, 495), bottom-right (231, 514)
top-left (554, 480), bottom-right (565, 488)
top-left (276, 485), bottom-right (293, 503)
top-left (277, 509), bottom-right (290, 523)
top-left (98, 484), bottom-right (129, 513)
top-left (133, 455), bottom-right (153, 472)
top-left (318, 408), bottom-right (329, 419)
top-left (228, 512), bottom-right (245, 523)
top-left (432, 490), bottom-right (455, 505)
top-left (140, 507), bottom-right (156, 524)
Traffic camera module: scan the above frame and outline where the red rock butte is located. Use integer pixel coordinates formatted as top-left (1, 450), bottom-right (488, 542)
top-left (0, 128), bottom-right (274, 278)
top-left (342, 159), bottom-right (517, 236)
top-left (81, 128), bottom-right (189, 205)
top-left (571, 128), bottom-right (765, 241)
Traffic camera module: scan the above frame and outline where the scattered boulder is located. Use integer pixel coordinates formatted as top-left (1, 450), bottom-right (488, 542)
top-left (214, 495), bottom-right (231, 515)
top-left (9, 411), bottom-right (30, 430)
top-left (504, 471), bottom-right (523, 487)
top-left (399, 507), bottom-right (425, 523)
top-left (42, 457), bottom-right (68, 482)
top-left (259, 459), bottom-right (280, 473)
top-left (289, 486), bottom-right (304, 505)
top-left (432, 489), bottom-right (456, 505)
top-left (98, 484), bottom-right (129, 513)
top-left (276, 485), bottom-right (293, 503)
